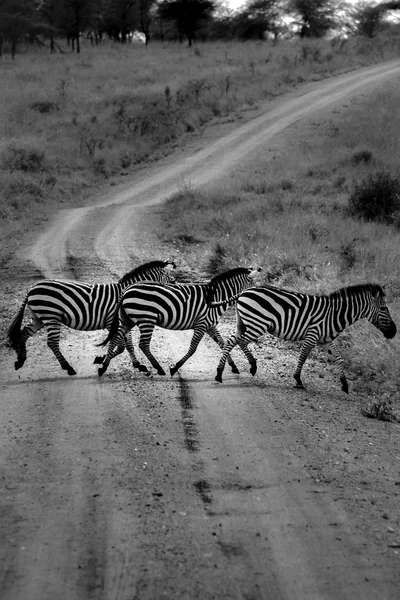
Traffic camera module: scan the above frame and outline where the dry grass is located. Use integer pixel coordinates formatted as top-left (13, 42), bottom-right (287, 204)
top-left (1, 31), bottom-right (400, 242)
top-left (159, 70), bottom-right (400, 400)
top-left (2, 33), bottom-right (400, 398)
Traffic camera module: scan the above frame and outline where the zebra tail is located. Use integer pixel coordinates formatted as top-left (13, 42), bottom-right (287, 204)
top-left (97, 299), bottom-right (127, 347)
top-left (8, 295), bottom-right (28, 350)
top-left (207, 293), bottom-right (240, 309)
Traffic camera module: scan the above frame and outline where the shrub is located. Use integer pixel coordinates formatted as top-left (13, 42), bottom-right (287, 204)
top-left (340, 241), bottom-right (357, 271)
top-left (3, 172), bottom-right (44, 201)
top-left (351, 148), bottom-right (373, 165)
top-left (207, 243), bottom-right (227, 276)
top-left (29, 101), bottom-right (59, 113)
top-left (348, 169), bottom-right (400, 225)
top-left (1, 143), bottom-right (47, 173)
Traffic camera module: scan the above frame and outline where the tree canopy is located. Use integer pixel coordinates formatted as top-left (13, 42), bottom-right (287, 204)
top-left (1, 0), bottom-right (400, 56)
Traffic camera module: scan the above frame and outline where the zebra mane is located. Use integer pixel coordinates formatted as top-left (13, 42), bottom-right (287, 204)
top-left (206, 267), bottom-right (250, 304)
top-left (209, 267), bottom-right (250, 287)
top-left (118, 260), bottom-right (170, 286)
top-left (329, 283), bottom-right (385, 299)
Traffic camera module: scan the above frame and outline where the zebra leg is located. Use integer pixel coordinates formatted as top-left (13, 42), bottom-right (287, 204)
top-left (327, 340), bottom-right (348, 393)
top-left (206, 325), bottom-right (240, 374)
top-left (93, 354), bottom-right (105, 364)
top-left (215, 335), bottom-right (240, 383)
top-left (294, 332), bottom-right (319, 389)
top-left (237, 338), bottom-right (257, 376)
top-left (46, 325), bottom-right (77, 376)
top-left (138, 323), bottom-right (166, 376)
top-left (170, 326), bottom-right (207, 377)
top-left (94, 337), bottom-right (129, 365)
top-left (98, 328), bottom-right (126, 377)
top-left (14, 318), bottom-right (43, 370)
top-left (126, 330), bottom-right (149, 373)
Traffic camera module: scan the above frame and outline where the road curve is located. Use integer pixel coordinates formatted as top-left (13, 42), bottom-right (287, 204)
top-left (29, 60), bottom-right (400, 277)
top-left (2, 61), bottom-right (400, 600)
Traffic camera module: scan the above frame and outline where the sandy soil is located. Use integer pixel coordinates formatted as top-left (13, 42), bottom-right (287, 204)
top-left (1, 61), bottom-right (400, 600)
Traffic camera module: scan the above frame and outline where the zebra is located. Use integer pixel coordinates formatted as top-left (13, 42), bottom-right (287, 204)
top-left (97, 266), bottom-right (262, 378)
top-left (213, 283), bottom-right (396, 393)
top-left (7, 260), bottom-right (176, 376)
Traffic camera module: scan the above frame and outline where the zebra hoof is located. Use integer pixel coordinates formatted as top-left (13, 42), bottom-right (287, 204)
top-left (341, 377), bottom-right (349, 394)
top-left (215, 370), bottom-right (223, 383)
top-left (231, 365), bottom-right (240, 374)
top-left (157, 368), bottom-right (166, 376)
top-left (67, 367), bottom-right (77, 376)
top-left (98, 366), bottom-right (106, 377)
top-left (93, 355), bottom-right (105, 364)
top-left (294, 374), bottom-right (304, 389)
top-left (15, 358), bottom-right (26, 371)
top-left (138, 364), bottom-right (149, 373)
top-left (169, 366), bottom-right (177, 377)
top-left (250, 363), bottom-right (257, 376)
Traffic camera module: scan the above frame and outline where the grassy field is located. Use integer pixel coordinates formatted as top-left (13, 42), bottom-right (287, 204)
top-left (1, 32), bottom-right (400, 401)
top-left (1, 30), bottom-right (400, 244)
top-left (158, 69), bottom-right (400, 401)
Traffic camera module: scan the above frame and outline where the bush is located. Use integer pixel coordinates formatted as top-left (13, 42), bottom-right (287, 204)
top-left (1, 143), bottom-right (47, 173)
top-left (348, 169), bottom-right (400, 225)
top-left (207, 243), bottom-right (227, 276)
top-left (29, 101), bottom-right (59, 114)
top-left (351, 148), bottom-right (373, 165)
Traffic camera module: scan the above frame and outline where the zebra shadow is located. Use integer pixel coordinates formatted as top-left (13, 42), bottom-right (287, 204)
top-left (4, 374), bottom-right (103, 386)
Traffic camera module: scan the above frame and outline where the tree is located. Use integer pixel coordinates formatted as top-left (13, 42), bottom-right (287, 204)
top-left (158, 0), bottom-right (216, 46)
top-left (38, 0), bottom-right (65, 51)
top-left (138, 0), bottom-right (157, 44)
top-left (0, 0), bottom-right (43, 58)
top-left (237, 0), bottom-right (281, 40)
top-left (351, 1), bottom-right (400, 37)
top-left (103, 0), bottom-right (138, 42)
top-left (61, 0), bottom-right (95, 52)
top-left (289, 0), bottom-right (335, 38)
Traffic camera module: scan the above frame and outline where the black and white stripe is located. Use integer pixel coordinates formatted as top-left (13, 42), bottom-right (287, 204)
top-left (98, 267), bottom-right (261, 377)
top-left (215, 283), bottom-right (396, 392)
top-left (8, 260), bottom-right (175, 375)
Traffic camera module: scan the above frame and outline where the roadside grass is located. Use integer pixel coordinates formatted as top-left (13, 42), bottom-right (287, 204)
top-left (2, 31), bottom-right (400, 244)
top-left (159, 79), bottom-right (400, 399)
top-left (1, 33), bottom-right (400, 397)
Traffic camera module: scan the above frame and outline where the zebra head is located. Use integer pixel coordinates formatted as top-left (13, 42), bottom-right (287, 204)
top-left (162, 260), bottom-right (177, 283)
top-left (206, 266), bottom-right (262, 305)
top-left (365, 284), bottom-right (396, 339)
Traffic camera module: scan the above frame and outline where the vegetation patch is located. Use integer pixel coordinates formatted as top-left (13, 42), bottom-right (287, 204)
top-left (348, 169), bottom-right (400, 226)
top-left (361, 400), bottom-right (399, 423)
top-left (158, 71), bottom-right (400, 400)
top-left (1, 143), bottom-right (47, 173)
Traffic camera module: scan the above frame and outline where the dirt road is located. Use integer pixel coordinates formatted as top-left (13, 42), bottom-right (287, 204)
top-left (1, 61), bottom-right (400, 600)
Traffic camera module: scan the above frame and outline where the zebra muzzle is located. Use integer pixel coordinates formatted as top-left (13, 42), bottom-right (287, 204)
top-left (383, 321), bottom-right (397, 339)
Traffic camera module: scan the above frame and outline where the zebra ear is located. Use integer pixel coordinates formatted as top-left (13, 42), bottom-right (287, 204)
top-left (371, 284), bottom-right (384, 298)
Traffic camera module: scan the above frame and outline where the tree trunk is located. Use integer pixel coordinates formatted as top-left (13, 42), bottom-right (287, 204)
top-left (11, 36), bottom-right (17, 59)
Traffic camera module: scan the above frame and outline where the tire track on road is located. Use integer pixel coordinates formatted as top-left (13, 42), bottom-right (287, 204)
top-left (29, 60), bottom-right (400, 279)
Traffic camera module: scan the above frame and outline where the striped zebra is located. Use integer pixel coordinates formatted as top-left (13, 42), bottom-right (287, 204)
top-left (214, 283), bottom-right (396, 393)
top-left (8, 260), bottom-right (176, 376)
top-left (97, 266), bottom-right (261, 377)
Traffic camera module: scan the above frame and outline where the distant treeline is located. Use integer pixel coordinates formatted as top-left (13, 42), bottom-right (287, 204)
top-left (1, 0), bottom-right (400, 56)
